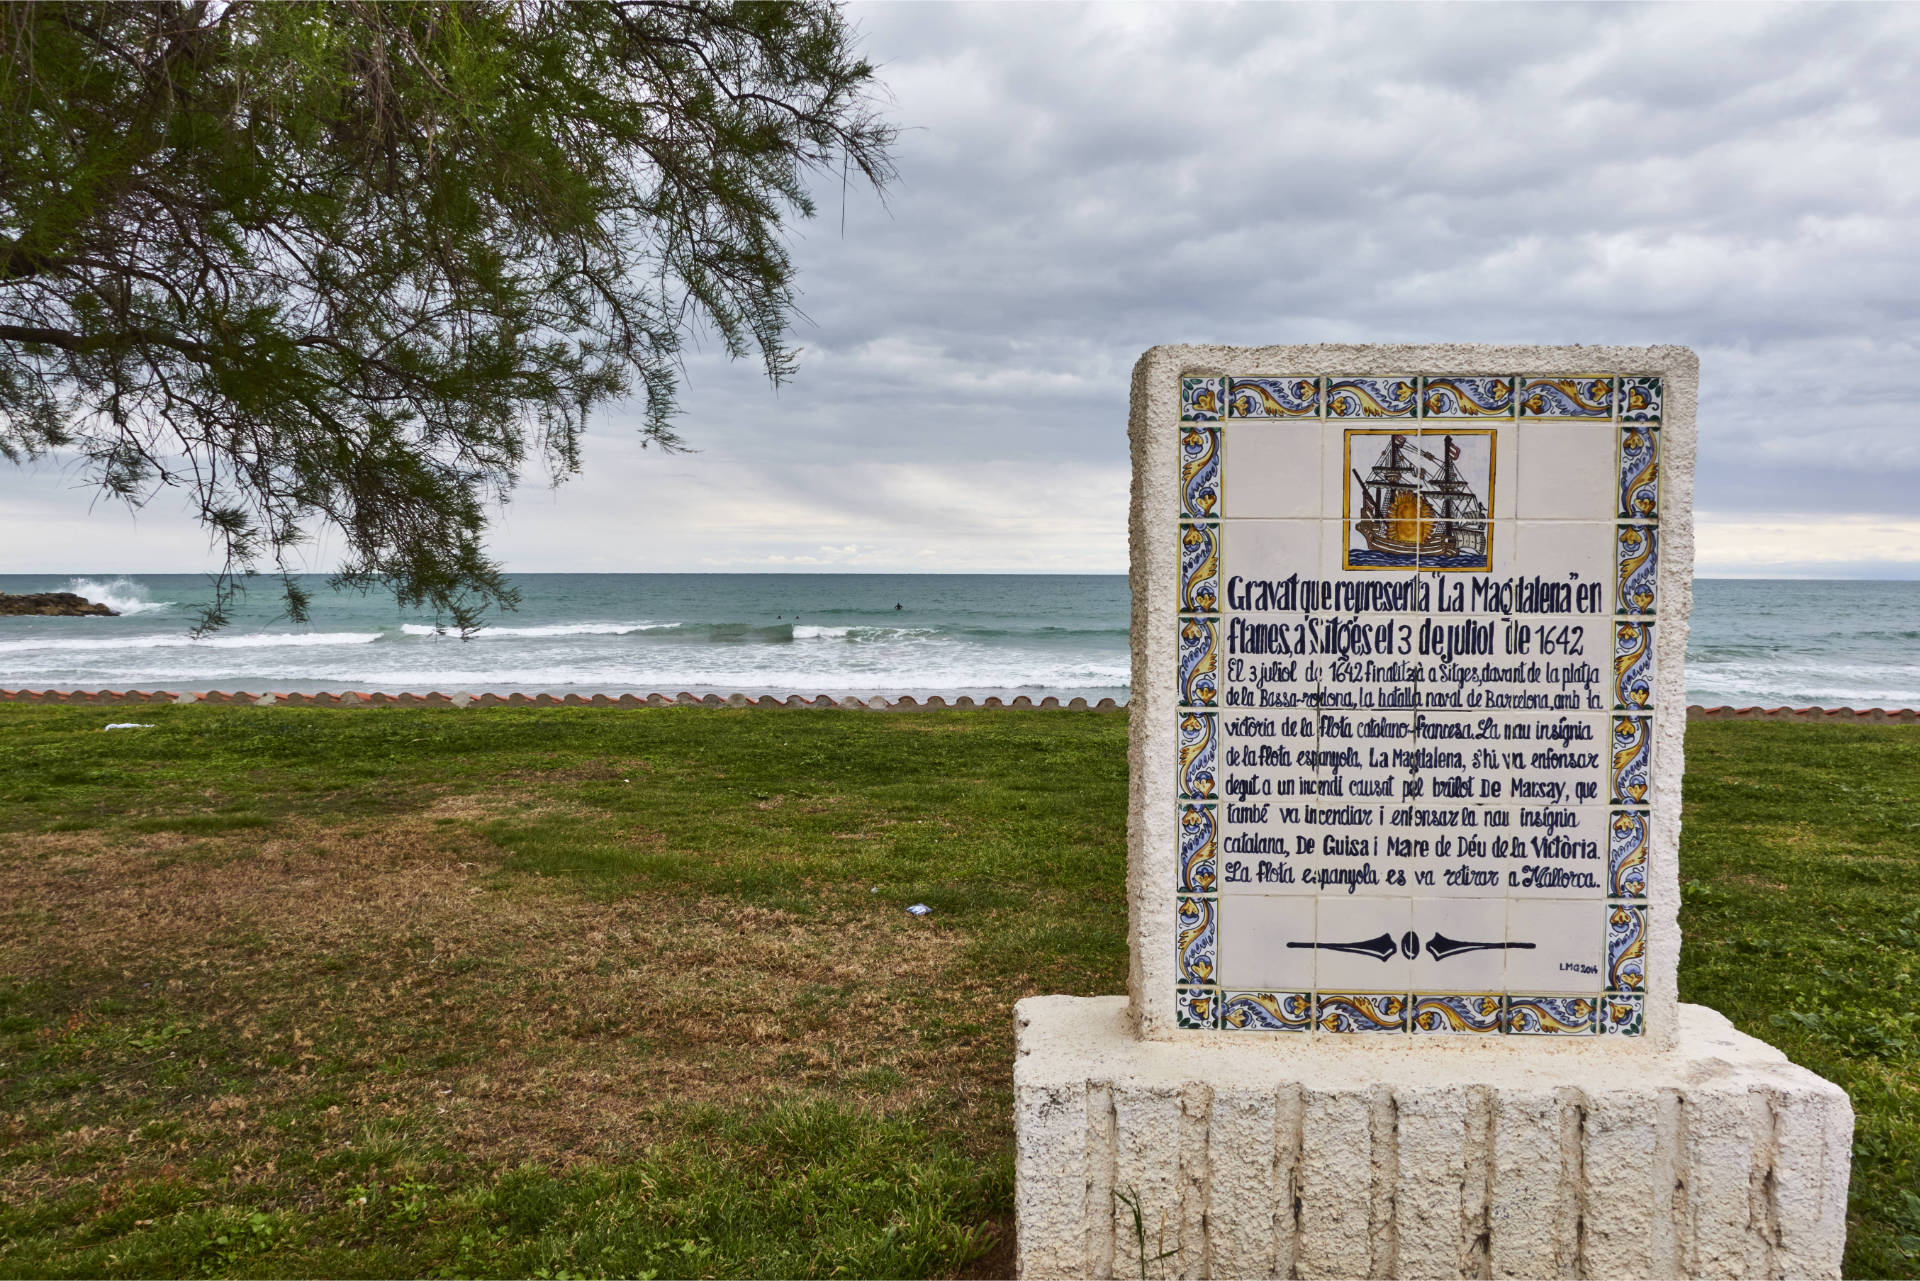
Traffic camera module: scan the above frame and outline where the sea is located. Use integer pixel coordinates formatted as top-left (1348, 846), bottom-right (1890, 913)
top-left (0, 574), bottom-right (1916, 709)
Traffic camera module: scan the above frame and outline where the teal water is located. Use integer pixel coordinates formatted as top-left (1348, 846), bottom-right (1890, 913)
top-left (0, 574), bottom-right (1915, 707)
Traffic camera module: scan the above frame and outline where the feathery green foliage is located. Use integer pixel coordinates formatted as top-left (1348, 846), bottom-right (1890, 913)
top-left (0, 2), bottom-right (894, 630)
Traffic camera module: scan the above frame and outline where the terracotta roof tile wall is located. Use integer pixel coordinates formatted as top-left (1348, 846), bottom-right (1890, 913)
top-left (2, 688), bottom-right (1917, 719)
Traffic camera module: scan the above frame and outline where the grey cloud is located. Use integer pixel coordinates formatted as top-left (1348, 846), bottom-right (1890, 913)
top-left (6, 1), bottom-right (1918, 570)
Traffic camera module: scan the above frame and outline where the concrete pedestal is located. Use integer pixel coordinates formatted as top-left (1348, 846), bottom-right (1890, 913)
top-left (1014, 995), bottom-right (1851, 1280)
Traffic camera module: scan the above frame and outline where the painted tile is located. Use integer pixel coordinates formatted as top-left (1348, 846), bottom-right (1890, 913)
top-left (1179, 616), bottom-right (1219, 708)
top-left (1613, 622), bottom-right (1654, 710)
top-left (1608, 811), bottom-right (1649, 899)
top-left (1409, 993), bottom-right (1504, 1035)
top-left (1599, 993), bottom-right (1645, 1036)
top-left (1181, 427), bottom-right (1221, 519)
top-left (1314, 992), bottom-right (1408, 1034)
top-left (1181, 377), bottom-right (1225, 422)
top-left (1619, 423), bottom-right (1659, 520)
top-left (1421, 376), bottom-right (1514, 419)
top-left (1518, 377), bottom-right (1614, 419)
top-left (1176, 985), bottom-right (1219, 1029)
top-left (1176, 896), bottom-right (1218, 986)
top-left (1616, 524), bottom-right (1658, 616)
top-left (1326, 377), bottom-right (1418, 419)
top-left (1179, 803), bottom-right (1218, 894)
top-left (1220, 990), bottom-right (1313, 1032)
top-left (1505, 996), bottom-right (1597, 1035)
top-left (1228, 376), bottom-right (1319, 419)
top-left (1343, 428), bottom-right (1496, 571)
top-left (1619, 376), bottom-right (1663, 424)
top-left (1606, 904), bottom-right (1647, 992)
top-left (1611, 715), bottom-right (1651, 806)
top-left (1179, 523), bottom-right (1220, 614)
top-left (1178, 711), bottom-right (1217, 800)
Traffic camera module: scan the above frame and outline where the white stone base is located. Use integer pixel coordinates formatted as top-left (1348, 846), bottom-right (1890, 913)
top-left (1014, 996), bottom-right (1851, 1280)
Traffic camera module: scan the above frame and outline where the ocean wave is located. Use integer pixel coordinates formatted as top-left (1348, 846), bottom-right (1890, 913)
top-left (67, 577), bottom-right (174, 615)
top-left (399, 621), bottom-right (671, 639)
top-left (0, 630), bottom-right (383, 655)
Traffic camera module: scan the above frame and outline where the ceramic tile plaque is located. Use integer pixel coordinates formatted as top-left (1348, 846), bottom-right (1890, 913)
top-left (1142, 347), bottom-right (1694, 1042)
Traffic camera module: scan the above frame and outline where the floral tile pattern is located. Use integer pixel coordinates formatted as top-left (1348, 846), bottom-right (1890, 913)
top-left (1181, 377), bottom-right (1225, 422)
top-left (1518, 377), bottom-right (1614, 418)
top-left (1420, 376), bottom-right (1514, 418)
top-left (1221, 990), bottom-right (1312, 1031)
top-left (1606, 905), bottom-right (1647, 992)
top-left (1178, 711), bottom-right (1217, 800)
top-left (1179, 523), bottom-right (1220, 614)
top-left (1178, 803), bottom-right (1217, 894)
top-left (1227, 377), bottom-right (1319, 419)
top-left (1179, 617), bottom-right (1219, 708)
top-left (1614, 622), bottom-right (1653, 710)
top-left (1410, 993), bottom-right (1504, 1034)
top-left (1599, 993), bottom-right (1644, 1035)
top-left (1175, 896), bottom-right (1217, 986)
top-left (1176, 986), bottom-right (1219, 1029)
top-left (1611, 715), bottom-right (1651, 806)
top-left (1314, 992), bottom-right (1408, 1033)
top-left (1619, 376), bottom-right (1663, 424)
top-left (1619, 423), bottom-right (1659, 519)
top-left (1608, 811), bottom-right (1648, 900)
top-left (1616, 524), bottom-right (1658, 616)
top-left (1181, 427), bottom-right (1220, 519)
top-left (1506, 996), bottom-right (1597, 1035)
top-left (1325, 377), bottom-right (1418, 419)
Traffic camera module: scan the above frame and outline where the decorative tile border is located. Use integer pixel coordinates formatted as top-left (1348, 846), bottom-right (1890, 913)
top-left (1227, 376), bottom-right (1319, 419)
top-left (1617, 523), bottom-right (1658, 615)
top-left (1611, 715), bottom-right (1652, 805)
top-left (1606, 904), bottom-right (1647, 993)
top-left (1518, 377), bottom-right (1614, 419)
top-left (1614, 622), bottom-right (1653, 710)
top-left (1619, 376), bottom-right (1662, 424)
top-left (1221, 990), bottom-right (1312, 1031)
top-left (1178, 617), bottom-right (1219, 708)
top-left (1181, 377), bottom-right (1225, 422)
top-left (1506, 995), bottom-right (1597, 1035)
top-left (1325, 377), bottom-right (1418, 419)
top-left (1179, 522), bottom-right (1220, 614)
top-left (1175, 985), bottom-right (1219, 1029)
top-left (1314, 992), bottom-right (1408, 1033)
top-left (1180, 427), bottom-right (1220, 519)
top-left (1410, 993), bottom-right (1504, 1034)
top-left (1608, 811), bottom-right (1649, 899)
top-left (1175, 895), bottom-right (1217, 985)
top-left (1620, 421), bottom-right (1659, 519)
top-left (1178, 803), bottom-right (1217, 894)
top-left (1421, 376), bottom-right (1514, 418)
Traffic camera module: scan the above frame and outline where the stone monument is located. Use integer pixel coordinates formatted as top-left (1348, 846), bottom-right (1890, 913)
top-left (1013, 345), bottom-right (1853, 1279)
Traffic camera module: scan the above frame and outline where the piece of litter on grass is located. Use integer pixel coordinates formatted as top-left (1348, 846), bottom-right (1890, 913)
top-left (870, 885), bottom-right (879, 893)
top-left (103, 723), bottom-right (155, 731)
top-left (906, 903), bottom-right (932, 916)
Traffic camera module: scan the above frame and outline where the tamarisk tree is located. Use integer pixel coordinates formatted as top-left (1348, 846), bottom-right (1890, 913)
top-left (0, 1), bottom-right (894, 629)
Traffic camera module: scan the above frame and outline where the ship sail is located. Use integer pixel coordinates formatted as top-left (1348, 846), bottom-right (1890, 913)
top-left (1355, 435), bottom-right (1485, 559)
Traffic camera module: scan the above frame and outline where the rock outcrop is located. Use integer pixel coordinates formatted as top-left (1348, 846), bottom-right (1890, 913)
top-left (0, 592), bottom-right (118, 617)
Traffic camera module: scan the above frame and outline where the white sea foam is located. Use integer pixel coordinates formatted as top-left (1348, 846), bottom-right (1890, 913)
top-left (67, 577), bottom-right (174, 615)
top-left (399, 621), bottom-right (669, 639)
top-left (0, 630), bottom-right (383, 656)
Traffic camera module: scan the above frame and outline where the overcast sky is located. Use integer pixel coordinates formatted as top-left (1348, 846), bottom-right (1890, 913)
top-left (4, 1), bottom-right (1918, 579)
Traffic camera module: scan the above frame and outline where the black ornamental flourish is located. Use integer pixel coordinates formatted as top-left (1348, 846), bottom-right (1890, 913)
top-left (1286, 932), bottom-right (1538, 962)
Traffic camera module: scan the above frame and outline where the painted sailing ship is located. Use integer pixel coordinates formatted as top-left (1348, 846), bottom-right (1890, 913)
top-left (1352, 434), bottom-right (1487, 560)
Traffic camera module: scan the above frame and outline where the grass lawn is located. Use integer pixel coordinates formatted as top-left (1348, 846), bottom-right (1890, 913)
top-left (0, 707), bottom-right (1915, 1278)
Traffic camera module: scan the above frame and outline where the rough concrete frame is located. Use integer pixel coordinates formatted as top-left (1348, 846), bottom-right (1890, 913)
top-left (1128, 343), bottom-right (1699, 1047)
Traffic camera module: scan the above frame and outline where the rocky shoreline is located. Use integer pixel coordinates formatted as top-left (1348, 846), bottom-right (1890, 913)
top-left (0, 591), bottom-right (118, 617)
